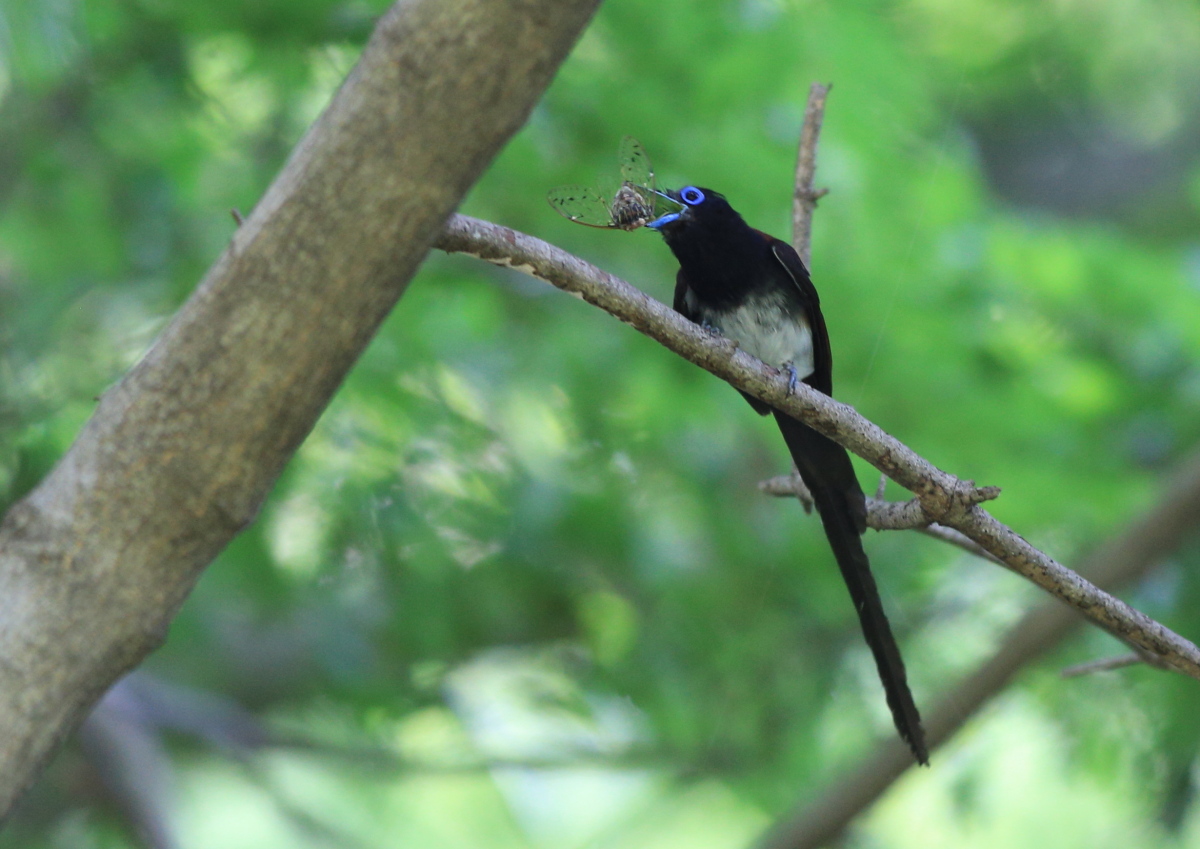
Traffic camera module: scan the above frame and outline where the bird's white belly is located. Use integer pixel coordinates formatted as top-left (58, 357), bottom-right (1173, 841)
top-left (694, 293), bottom-right (814, 379)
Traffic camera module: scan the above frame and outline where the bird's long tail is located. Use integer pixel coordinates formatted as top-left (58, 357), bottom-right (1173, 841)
top-left (772, 410), bottom-right (929, 765)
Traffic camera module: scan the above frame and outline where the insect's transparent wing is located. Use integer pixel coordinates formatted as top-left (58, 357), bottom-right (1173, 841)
top-left (618, 136), bottom-right (653, 191)
top-left (648, 188), bottom-right (684, 219)
top-left (618, 136), bottom-right (684, 218)
top-left (547, 186), bottom-right (617, 228)
top-left (595, 174), bottom-right (620, 200)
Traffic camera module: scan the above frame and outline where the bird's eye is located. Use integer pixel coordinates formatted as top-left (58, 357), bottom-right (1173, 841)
top-left (680, 186), bottom-right (705, 206)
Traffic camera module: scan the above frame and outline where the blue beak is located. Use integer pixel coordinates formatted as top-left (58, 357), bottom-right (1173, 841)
top-left (646, 212), bottom-right (681, 230)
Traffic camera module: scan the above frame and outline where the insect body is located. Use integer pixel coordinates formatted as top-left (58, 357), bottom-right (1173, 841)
top-left (610, 182), bottom-right (655, 230)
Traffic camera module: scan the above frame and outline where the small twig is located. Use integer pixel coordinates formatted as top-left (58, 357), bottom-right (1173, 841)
top-left (761, 473), bottom-right (1004, 564)
top-left (761, 474), bottom-right (1001, 530)
top-left (1060, 653), bottom-right (1144, 679)
top-left (774, 469), bottom-right (814, 512)
top-left (230, 208), bottom-right (244, 226)
top-left (916, 524), bottom-right (1005, 565)
top-left (1063, 642), bottom-right (1175, 678)
top-left (792, 82), bottom-right (831, 267)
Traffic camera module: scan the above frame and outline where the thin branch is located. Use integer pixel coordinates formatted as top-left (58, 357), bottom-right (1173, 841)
top-left (1062, 644), bottom-right (1173, 678)
top-left (915, 523), bottom-right (1006, 564)
top-left (792, 82), bottom-right (831, 267)
top-left (1060, 653), bottom-right (1143, 678)
top-left (434, 214), bottom-right (1200, 680)
top-left (760, 474), bottom-right (1004, 563)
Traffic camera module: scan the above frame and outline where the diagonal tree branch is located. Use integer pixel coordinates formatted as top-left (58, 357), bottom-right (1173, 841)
top-left (433, 214), bottom-right (1200, 679)
top-left (0, 0), bottom-right (602, 820)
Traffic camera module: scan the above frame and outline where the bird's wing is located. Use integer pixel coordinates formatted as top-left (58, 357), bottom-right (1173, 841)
top-left (765, 237), bottom-right (834, 397)
top-left (672, 270), bottom-right (695, 320)
top-left (675, 268), bottom-right (773, 416)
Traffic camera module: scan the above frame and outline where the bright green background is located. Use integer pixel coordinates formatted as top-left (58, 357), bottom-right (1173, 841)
top-left (4, 0), bottom-right (1200, 846)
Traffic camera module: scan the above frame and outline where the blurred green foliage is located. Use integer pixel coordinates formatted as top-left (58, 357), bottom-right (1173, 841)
top-left (4, 0), bottom-right (1200, 846)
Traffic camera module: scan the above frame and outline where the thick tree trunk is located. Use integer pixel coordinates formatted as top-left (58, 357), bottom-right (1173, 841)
top-left (0, 0), bottom-right (601, 818)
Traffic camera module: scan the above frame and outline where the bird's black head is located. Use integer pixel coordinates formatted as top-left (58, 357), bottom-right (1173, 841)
top-left (646, 185), bottom-right (762, 280)
top-left (646, 186), bottom-right (743, 239)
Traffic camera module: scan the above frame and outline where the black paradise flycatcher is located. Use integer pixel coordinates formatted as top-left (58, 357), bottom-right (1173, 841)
top-left (647, 186), bottom-right (928, 765)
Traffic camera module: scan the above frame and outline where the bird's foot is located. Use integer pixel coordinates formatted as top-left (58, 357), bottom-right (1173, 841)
top-left (783, 362), bottom-right (801, 396)
top-left (700, 319), bottom-right (737, 348)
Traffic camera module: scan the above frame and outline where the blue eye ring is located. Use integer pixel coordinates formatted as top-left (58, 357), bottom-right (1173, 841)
top-left (680, 186), bottom-right (705, 206)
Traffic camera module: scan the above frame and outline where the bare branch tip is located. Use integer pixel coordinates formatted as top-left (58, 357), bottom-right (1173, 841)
top-left (973, 484), bottom-right (1002, 504)
top-left (792, 471), bottom-right (815, 512)
top-left (797, 187), bottom-right (830, 205)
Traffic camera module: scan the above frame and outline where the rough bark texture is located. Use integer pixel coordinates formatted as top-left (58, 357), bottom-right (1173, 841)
top-left (0, 0), bottom-right (600, 818)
